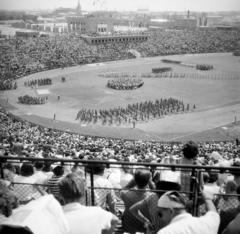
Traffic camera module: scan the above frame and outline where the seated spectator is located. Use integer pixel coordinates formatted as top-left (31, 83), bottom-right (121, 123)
top-left (120, 168), bottom-right (153, 234)
top-left (157, 190), bottom-right (220, 234)
top-left (86, 163), bottom-right (117, 214)
top-left (0, 184), bottom-right (19, 223)
top-left (218, 185), bottom-right (240, 234)
top-left (59, 173), bottom-right (118, 234)
top-left (32, 161), bottom-right (48, 185)
top-left (218, 181), bottom-right (239, 212)
top-left (47, 166), bottom-right (64, 202)
top-left (13, 163), bottom-right (41, 204)
top-left (130, 180), bottom-right (181, 234)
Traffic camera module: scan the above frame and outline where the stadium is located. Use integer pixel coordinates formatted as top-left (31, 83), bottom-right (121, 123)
top-left (1, 6), bottom-right (240, 234)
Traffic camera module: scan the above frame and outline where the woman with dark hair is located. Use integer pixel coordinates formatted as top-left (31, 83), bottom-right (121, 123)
top-left (13, 163), bottom-right (40, 204)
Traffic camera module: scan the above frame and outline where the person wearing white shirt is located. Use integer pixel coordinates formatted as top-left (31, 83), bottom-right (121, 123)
top-left (59, 173), bottom-right (119, 234)
top-left (156, 190), bottom-right (220, 234)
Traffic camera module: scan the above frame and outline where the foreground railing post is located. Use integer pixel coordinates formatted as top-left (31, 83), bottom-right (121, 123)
top-left (90, 165), bottom-right (95, 206)
top-left (192, 168), bottom-right (201, 216)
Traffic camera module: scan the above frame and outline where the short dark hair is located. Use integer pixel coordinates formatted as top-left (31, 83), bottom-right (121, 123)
top-left (182, 141), bottom-right (199, 160)
top-left (53, 166), bottom-right (64, 177)
top-left (20, 163), bottom-right (34, 177)
top-left (134, 169), bottom-right (151, 188)
top-left (34, 161), bottom-right (44, 170)
top-left (59, 173), bottom-right (85, 203)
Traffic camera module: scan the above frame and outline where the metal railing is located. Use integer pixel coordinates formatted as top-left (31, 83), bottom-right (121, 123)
top-left (1, 156), bottom-right (240, 217)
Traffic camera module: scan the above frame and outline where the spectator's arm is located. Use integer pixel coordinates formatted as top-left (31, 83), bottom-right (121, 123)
top-left (202, 190), bottom-right (217, 212)
top-left (130, 199), bottom-right (151, 225)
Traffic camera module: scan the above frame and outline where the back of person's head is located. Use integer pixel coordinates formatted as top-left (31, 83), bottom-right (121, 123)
top-left (134, 169), bottom-right (151, 189)
top-left (203, 172), bottom-right (209, 183)
top-left (34, 161), bottom-right (44, 170)
top-left (53, 166), bottom-right (64, 177)
top-left (20, 163), bottom-right (34, 177)
top-left (182, 141), bottom-right (198, 160)
top-left (0, 185), bottom-right (19, 217)
top-left (59, 173), bottom-right (85, 203)
top-left (155, 181), bottom-right (181, 197)
top-left (208, 172), bottom-right (218, 183)
top-left (225, 180), bottom-right (237, 194)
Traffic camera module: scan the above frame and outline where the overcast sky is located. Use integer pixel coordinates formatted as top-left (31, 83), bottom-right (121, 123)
top-left (0, 0), bottom-right (240, 12)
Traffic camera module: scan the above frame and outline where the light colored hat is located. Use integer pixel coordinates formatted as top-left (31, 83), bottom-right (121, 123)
top-left (158, 191), bottom-right (186, 209)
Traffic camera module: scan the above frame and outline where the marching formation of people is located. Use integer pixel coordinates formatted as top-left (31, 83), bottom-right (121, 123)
top-left (107, 78), bottom-right (144, 90)
top-left (18, 95), bottom-right (46, 105)
top-left (24, 78), bottom-right (52, 87)
top-left (101, 71), bottom-right (240, 80)
top-left (196, 64), bottom-right (214, 71)
top-left (0, 80), bottom-right (17, 91)
top-left (76, 98), bottom-right (193, 126)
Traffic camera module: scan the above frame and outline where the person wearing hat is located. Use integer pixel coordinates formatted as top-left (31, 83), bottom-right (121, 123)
top-left (156, 190), bottom-right (220, 234)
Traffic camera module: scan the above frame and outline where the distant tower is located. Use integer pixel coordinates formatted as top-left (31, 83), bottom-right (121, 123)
top-left (187, 10), bottom-right (190, 19)
top-left (76, 0), bottom-right (81, 15)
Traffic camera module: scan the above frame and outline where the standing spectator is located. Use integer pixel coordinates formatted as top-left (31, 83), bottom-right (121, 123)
top-left (179, 141), bottom-right (201, 195)
top-left (120, 169), bottom-right (153, 234)
top-left (59, 173), bottom-right (118, 234)
top-left (157, 190), bottom-right (220, 234)
top-left (13, 163), bottom-right (40, 204)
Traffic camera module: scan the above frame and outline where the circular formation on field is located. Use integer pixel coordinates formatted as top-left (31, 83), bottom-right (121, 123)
top-left (107, 77), bottom-right (144, 90)
top-left (3, 53), bottom-right (240, 141)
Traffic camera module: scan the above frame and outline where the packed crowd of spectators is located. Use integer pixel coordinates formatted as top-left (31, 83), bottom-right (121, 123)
top-left (0, 131), bottom-right (240, 234)
top-left (76, 98), bottom-right (192, 126)
top-left (1, 28), bottom-right (240, 91)
top-left (18, 95), bottom-right (46, 105)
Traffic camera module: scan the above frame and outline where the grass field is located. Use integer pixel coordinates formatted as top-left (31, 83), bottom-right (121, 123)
top-left (1, 53), bottom-right (240, 141)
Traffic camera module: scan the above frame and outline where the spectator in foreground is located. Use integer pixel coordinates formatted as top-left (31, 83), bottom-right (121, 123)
top-left (59, 173), bottom-right (118, 234)
top-left (218, 185), bottom-right (240, 234)
top-left (222, 212), bottom-right (240, 234)
top-left (0, 184), bottom-right (19, 223)
top-left (130, 180), bottom-right (181, 234)
top-left (156, 190), bottom-right (220, 234)
top-left (120, 169), bottom-right (153, 234)
top-left (47, 165), bottom-right (64, 202)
